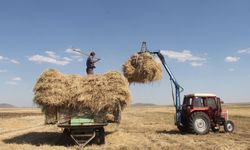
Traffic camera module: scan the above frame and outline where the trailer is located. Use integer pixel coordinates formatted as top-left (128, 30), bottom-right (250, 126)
top-left (56, 104), bottom-right (121, 147)
top-left (58, 119), bottom-right (108, 147)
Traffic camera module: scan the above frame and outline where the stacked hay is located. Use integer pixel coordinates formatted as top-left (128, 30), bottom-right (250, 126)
top-left (122, 52), bottom-right (163, 83)
top-left (33, 69), bottom-right (131, 123)
top-left (42, 106), bottom-right (58, 124)
top-left (70, 71), bottom-right (131, 112)
top-left (33, 69), bottom-right (71, 106)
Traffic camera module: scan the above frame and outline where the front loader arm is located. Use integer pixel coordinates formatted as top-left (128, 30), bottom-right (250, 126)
top-left (149, 51), bottom-right (184, 126)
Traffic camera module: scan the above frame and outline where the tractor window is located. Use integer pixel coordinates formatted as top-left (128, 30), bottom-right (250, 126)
top-left (193, 97), bottom-right (204, 107)
top-left (206, 98), bottom-right (217, 109)
top-left (183, 97), bottom-right (192, 105)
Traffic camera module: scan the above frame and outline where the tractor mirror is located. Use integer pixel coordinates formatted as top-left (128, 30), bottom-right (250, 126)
top-left (220, 101), bottom-right (224, 104)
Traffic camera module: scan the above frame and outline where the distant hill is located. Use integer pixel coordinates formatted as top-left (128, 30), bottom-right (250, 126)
top-left (132, 103), bottom-right (157, 107)
top-left (0, 103), bottom-right (16, 108)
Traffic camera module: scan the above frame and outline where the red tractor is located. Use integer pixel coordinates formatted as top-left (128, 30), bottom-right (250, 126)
top-left (141, 42), bottom-right (234, 135)
top-left (179, 93), bottom-right (234, 134)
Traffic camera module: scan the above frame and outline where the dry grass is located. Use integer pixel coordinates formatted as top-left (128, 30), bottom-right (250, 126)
top-left (33, 69), bottom-right (131, 112)
top-left (223, 104), bottom-right (250, 117)
top-left (0, 108), bottom-right (43, 134)
top-left (122, 52), bottom-right (163, 83)
top-left (0, 104), bottom-right (250, 150)
top-left (0, 108), bottom-right (42, 119)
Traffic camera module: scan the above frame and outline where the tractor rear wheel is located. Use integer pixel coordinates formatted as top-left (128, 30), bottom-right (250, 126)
top-left (224, 120), bottom-right (234, 133)
top-left (189, 112), bottom-right (211, 135)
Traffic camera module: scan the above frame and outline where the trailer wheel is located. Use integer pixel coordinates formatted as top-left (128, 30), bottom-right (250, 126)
top-left (63, 128), bottom-right (70, 135)
top-left (94, 128), bottom-right (105, 145)
top-left (189, 111), bottom-right (211, 135)
top-left (224, 120), bottom-right (234, 133)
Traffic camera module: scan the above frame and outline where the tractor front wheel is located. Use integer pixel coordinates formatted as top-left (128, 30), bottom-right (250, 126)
top-left (189, 112), bottom-right (211, 135)
top-left (224, 120), bottom-right (234, 133)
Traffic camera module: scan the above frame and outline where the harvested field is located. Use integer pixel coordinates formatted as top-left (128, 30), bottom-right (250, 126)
top-left (0, 104), bottom-right (250, 150)
top-left (0, 108), bottom-right (42, 119)
top-left (0, 108), bottom-right (44, 135)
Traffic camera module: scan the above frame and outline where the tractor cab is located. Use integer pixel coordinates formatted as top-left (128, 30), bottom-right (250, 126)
top-left (179, 93), bottom-right (234, 134)
top-left (182, 93), bottom-right (221, 115)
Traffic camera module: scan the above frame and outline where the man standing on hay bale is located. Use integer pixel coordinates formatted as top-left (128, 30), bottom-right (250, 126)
top-left (86, 51), bottom-right (100, 75)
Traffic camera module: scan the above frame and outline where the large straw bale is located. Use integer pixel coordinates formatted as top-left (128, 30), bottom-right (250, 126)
top-left (33, 69), bottom-right (131, 117)
top-left (33, 69), bottom-right (71, 106)
top-left (71, 71), bottom-right (131, 112)
top-left (122, 52), bottom-right (163, 83)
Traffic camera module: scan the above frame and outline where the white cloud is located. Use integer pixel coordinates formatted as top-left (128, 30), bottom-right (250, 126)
top-left (160, 50), bottom-right (206, 67)
top-left (77, 58), bottom-right (84, 62)
top-left (12, 77), bottom-right (22, 81)
top-left (6, 81), bottom-right (17, 85)
top-left (228, 68), bottom-right (235, 72)
top-left (65, 48), bottom-right (87, 62)
top-left (45, 51), bottom-right (59, 59)
top-left (160, 50), bottom-right (206, 62)
top-left (0, 55), bottom-right (19, 64)
top-left (28, 51), bottom-right (71, 66)
top-left (65, 48), bottom-right (82, 56)
top-left (0, 55), bottom-right (8, 61)
top-left (10, 59), bottom-right (20, 64)
top-left (191, 62), bottom-right (204, 67)
top-left (238, 48), bottom-right (250, 54)
top-left (63, 57), bottom-right (72, 61)
top-left (0, 56), bottom-right (8, 61)
top-left (71, 55), bottom-right (82, 59)
top-left (28, 55), bottom-right (70, 66)
top-left (224, 56), bottom-right (240, 63)
top-left (5, 76), bottom-right (22, 85)
top-left (0, 69), bottom-right (7, 73)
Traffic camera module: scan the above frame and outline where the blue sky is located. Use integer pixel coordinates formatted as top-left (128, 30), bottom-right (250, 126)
top-left (0, 0), bottom-right (250, 107)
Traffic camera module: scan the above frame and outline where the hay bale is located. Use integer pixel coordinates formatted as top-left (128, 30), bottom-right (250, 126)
top-left (122, 52), bottom-right (163, 83)
top-left (105, 113), bottom-right (115, 122)
top-left (68, 71), bottom-right (131, 112)
top-left (43, 106), bottom-right (58, 124)
top-left (33, 69), bottom-right (131, 122)
top-left (33, 69), bottom-right (70, 106)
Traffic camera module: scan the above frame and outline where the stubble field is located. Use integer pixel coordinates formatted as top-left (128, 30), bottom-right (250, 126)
top-left (0, 104), bottom-right (250, 150)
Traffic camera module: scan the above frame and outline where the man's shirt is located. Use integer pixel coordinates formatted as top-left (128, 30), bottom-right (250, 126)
top-left (86, 56), bottom-right (95, 69)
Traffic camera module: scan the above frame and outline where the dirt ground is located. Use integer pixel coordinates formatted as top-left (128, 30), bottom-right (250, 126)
top-left (0, 104), bottom-right (250, 150)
